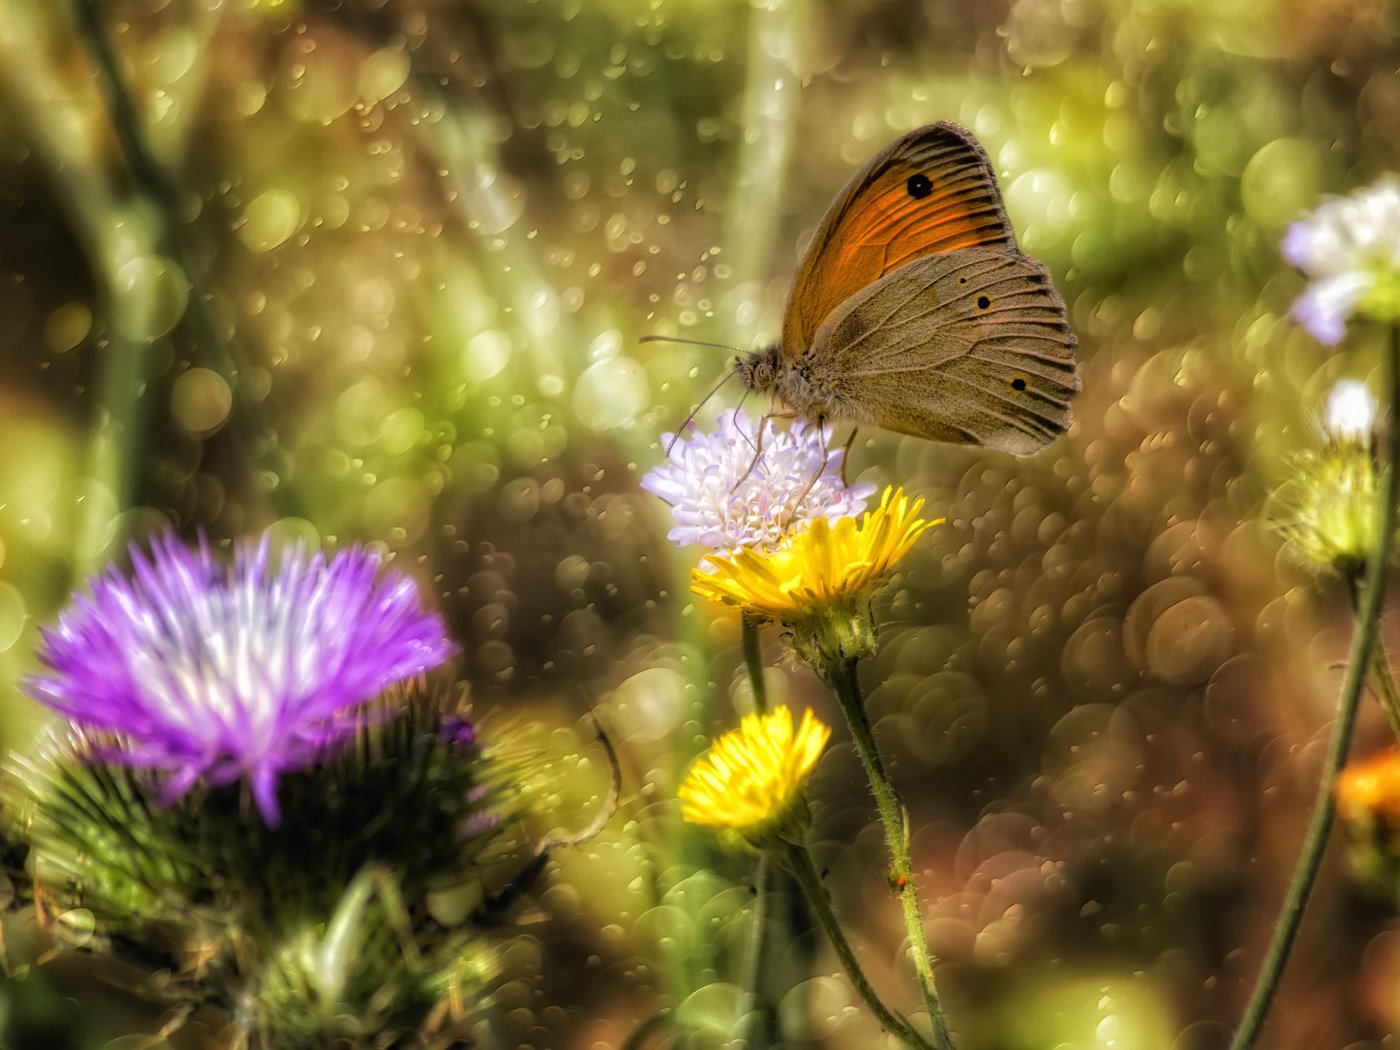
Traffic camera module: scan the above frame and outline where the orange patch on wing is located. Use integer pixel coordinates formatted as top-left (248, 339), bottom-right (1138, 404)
top-left (783, 122), bottom-right (1016, 353)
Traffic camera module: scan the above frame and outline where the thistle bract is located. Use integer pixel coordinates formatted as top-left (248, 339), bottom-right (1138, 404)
top-left (5, 689), bottom-right (525, 1050)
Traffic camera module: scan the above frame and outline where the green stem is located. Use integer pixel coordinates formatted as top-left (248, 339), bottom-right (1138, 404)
top-left (736, 856), bottom-right (771, 1045)
top-left (1367, 634), bottom-right (1400, 743)
top-left (826, 658), bottom-right (954, 1050)
top-left (742, 615), bottom-right (769, 715)
top-left (733, 616), bottom-right (778, 1047)
top-left (1229, 324), bottom-right (1400, 1049)
top-left (68, 0), bottom-right (176, 211)
top-left (68, 0), bottom-right (302, 519)
top-left (619, 1011), bottom-right (673, 1050)
top-left (779, 841), bottom-right (931, 1049)
top-left (736, 613), bottom-right (773, 1044)
top-left (722, 0), bottom-right (805, 317)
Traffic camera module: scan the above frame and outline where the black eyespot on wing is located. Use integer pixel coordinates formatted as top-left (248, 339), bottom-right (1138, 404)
top-left (906, 173), bottom-right (933, 199)
top-left (958, 275), bottom-right (969, 285)
top-left (1010, 376), bottom-right (1028, 392)
top-left (977, 295), bottom-right (991, 310)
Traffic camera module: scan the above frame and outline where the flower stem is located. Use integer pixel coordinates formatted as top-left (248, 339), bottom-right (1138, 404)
top-left (825, 658), bottom-right (954, 1050)
top-left (742, 615), bottom-right (769, 715)
top-left (737, 614), bottom-right (774, 1045)
top-left (1229, 323), bottom-right (1400, 1049)
top-left (722, 0), bottom-right (804, 320)
top-left (779, 840), bottom-right (932, 1049)
top-left (68, 0), bottom-right (302, 518)
top-left (1367, 633), bottom-right (1400, 744)
top-left (736, 855), bottom-right (772, 1046)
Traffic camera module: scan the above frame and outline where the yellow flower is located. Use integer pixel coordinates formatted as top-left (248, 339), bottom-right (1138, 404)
top-left (1270, 443), bottom-right (1387, 574)
top-left (690, 486), bottom-right (936, 618)
top-left (1268, 381), bottom-right (1394, 575)
top-left (691, 486), bottom-right (936, 667)
top-left (1337, 749), bottom-right (1400, 825)
top-left (679, 706), bottom-right (831, 843)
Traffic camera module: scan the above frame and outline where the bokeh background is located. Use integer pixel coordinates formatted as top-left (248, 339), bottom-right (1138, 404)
top-left (1, 0), bottom-right (1398, 1047)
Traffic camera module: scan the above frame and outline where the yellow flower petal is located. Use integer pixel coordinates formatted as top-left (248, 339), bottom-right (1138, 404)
top-left (678, 706), bottom-right (831, 837)
top-left (1337, 748), bottom-right (1400, 824)
top-left (690, 486), bottom-right (937, 619)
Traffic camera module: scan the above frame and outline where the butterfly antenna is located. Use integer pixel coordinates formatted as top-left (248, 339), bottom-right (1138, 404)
top-left (732, 412), bottom-right (770, 492)
top-left (838, 426), bottom-right (859, 486)
top-left (666, 370), bottom-right (738, 455)
top-left (730, 410), bottom-right (796, 493)
top-left (731, 390), bottom-right (754, 451)
top-left (640, 334), bottom-right (745, 353)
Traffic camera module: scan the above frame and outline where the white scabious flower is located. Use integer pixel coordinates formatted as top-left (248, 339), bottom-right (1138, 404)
top-left (640, 409), bottom-right (875, 553)
top-left (1283, 176), bottom-right (1400, 345)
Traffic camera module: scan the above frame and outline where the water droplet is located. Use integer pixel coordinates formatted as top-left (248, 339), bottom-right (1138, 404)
top-left (240, 188), bottom-right (303, 252)
top-left (171, 367), bottom-right (233, 436)
top-left (112, 255), bottom-right (190, 340)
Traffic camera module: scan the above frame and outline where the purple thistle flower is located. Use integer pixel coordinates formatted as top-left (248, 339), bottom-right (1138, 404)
top-left (640, 409), bottom-right (876, 553)
top-left (25, 533), bottom-right (454, 826)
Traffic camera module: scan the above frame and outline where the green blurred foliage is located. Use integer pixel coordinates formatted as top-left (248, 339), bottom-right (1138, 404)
top-left (0, 0), bottom-right (1398, 1047)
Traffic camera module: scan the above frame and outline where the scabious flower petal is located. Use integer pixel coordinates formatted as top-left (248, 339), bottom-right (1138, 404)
top-left (679, 706), bottom-right (831, 841)
top-left (1285, 176), bottom-right (1400, 343)
top-left (25, 533), bottom-right (453, 825)
top-left (690, 486), bottom-right (936, 619)
top-left (1291, 273), bottom-right (1370, 346)
top-left (640, 409), bottom-right (875, 552)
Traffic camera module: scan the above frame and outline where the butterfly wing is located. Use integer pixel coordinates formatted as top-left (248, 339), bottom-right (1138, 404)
top-left (800, 248), bottom-right (1079, 456)
top-left (782, 121), bottom-right (1018, 357)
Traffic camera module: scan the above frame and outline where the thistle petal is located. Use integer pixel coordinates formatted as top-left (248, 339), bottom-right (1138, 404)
top-left (25, 533), bottom-right (454, 826)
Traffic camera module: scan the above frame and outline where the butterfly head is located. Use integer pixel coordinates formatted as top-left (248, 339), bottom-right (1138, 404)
top-left (735, 343), bottom-right (783, 394)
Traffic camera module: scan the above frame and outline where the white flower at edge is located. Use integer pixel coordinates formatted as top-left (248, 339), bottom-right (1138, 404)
top-left (1322, 379), bottom-right (1377, 443)
top-left (1283, 176), bottom-right (1400, 345)
top-left (640, 409), bottom-right (876, 553)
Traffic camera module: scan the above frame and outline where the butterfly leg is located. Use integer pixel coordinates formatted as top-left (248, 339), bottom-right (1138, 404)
top-left (731, 391), bottom-right (753, 450)
top-left (731, 410), bottom-right (799, 493)
top-left (838, 426), bottom-right (859, 485)
top-left (783, 423), bottom-right (835, 529)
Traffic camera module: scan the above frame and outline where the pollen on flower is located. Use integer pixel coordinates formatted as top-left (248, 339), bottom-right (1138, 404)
top-left (25, 533), bottom-right (454, 826)
top-left (640, 409), bottom-right (875, 553)
top-left (689, 486), bottom-right (936, 619)
top-left (678, 706), bottom-right (831, 839)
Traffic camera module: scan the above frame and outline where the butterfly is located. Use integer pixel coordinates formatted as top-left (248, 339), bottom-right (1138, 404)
top-left (735, 121), bottom-right (1079, 457)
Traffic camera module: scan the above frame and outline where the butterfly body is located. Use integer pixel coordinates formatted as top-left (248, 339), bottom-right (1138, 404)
top-left (734, 342), bottom-right (845, 426)
top-left (737, 121), bottom-right (1079, 457)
